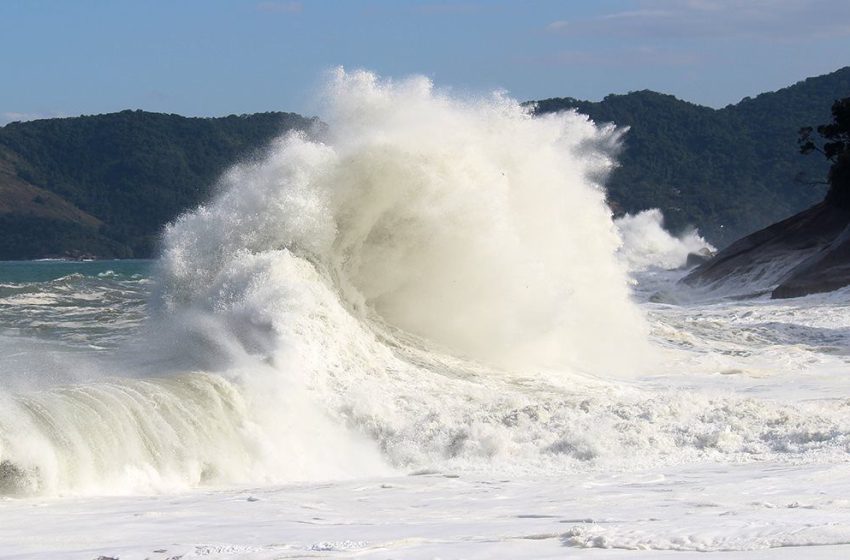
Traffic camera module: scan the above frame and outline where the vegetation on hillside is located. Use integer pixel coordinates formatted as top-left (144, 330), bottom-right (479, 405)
top-left (0, 67), bottom-right (848, 259)
top-left (799, 97), bottom-right (850, 207)
top-left (0, 110), bottom-right (315, 259)
top-left (534, 67), bottom-right (850, 246)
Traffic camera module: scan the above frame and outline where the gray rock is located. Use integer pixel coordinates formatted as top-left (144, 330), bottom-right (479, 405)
top-left (681, 202), bottom-right (850, 298)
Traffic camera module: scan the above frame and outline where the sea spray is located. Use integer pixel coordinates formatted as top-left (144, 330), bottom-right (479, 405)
top-left (2, 69), bottom-right (668, 495)
top-left (616, 209), bottom-right (715, 271)
top-left (158, 68), bottom-right (650, 372)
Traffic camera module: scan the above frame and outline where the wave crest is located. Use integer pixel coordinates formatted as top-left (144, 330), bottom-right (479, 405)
top-left (157, 68), bottom-right (649, 372)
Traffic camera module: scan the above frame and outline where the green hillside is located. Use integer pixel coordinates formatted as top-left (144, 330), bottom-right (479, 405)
top-left (0, 110), bottom-right (315, 259)
top-left (533, 67), bottom-right (850, 246)
top-left (0, 67), bottom-right (848, 259)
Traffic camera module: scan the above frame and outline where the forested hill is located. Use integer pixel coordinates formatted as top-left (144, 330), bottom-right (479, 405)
top-left (534, 66), bottom-right (850, 246)
top-left (0, 110), bottom-right (316, 259)
top-left (1, 67), bottom-right (848, 259)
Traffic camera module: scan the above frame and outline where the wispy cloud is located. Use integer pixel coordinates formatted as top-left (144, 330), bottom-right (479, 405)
top-left (546, 0), bottom-right (850, 41)
top-left (256, 1), bottom-right (303, 14)
top-left (517, 46), bottom-right (700, 68)
top-left (1, 111), bottom-right (67, 126)
top-left (546, 20), bottom-right (569, 32)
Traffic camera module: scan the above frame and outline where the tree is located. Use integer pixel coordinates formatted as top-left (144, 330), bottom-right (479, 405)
top-left (799, 97), bottom-right (850, 207)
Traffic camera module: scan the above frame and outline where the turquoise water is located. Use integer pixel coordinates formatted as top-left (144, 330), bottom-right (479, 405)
top-left (0, 259), bottom-right (152, 283)
top-left (0, 260), bottom-right (153, 348)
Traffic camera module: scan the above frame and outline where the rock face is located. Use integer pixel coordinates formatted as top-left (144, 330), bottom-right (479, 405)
top-left (771, 223), bottom-right (850, 298)
top-left (681, 202), bottom-right (850, 298)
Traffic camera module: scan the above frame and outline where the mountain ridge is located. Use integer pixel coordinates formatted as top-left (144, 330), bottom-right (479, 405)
top-left (533, 66), bottom-right (850, 246)
top-left (1, 67), bottom-right (848, 259)
top-left (0, 110), bottom-right (316, 258)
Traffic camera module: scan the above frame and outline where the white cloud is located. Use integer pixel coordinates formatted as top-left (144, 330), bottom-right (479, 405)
top-left (517, 46), bottom-right (700, 68)
top-left (1, 111), bottom-right (67, 126)
top-left (546, 0), bottom-right (850, 41)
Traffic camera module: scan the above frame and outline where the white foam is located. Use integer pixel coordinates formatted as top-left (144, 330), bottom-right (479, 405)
top-left (1, 70), bottom-right (653, 494)
top-left (616, 209), bottom-right (714, 271)
top-left (157, 68), bottom-right (650, 373)
top-left (2, 71), bottom-right (849, 505)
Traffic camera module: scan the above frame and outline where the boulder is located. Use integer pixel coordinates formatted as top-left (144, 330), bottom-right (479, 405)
top-left (771, 223), bottom-right (850, 298)
top-left (681, 202), bottom-right (850, 298)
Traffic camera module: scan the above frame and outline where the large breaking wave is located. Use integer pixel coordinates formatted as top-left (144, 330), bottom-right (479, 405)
top-left (156, 69), bottom-right (648, 373)
top-left (2, 70), bottom-right (848, 496)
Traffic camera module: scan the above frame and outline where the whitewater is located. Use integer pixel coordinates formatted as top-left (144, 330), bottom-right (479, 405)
top-left (1, 70), bottom-right (850, 559)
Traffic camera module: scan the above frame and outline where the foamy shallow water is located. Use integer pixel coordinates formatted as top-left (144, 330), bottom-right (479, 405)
top-left (2, 70), bottom-right (850, 557)
top-left (2, 462), bottom-right (850, 559)
top-left (1, 262), bottom-right (848, 558)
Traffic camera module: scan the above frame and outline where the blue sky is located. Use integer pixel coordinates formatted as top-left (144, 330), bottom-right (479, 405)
top-left (1, 0), bottom-right (848, 124)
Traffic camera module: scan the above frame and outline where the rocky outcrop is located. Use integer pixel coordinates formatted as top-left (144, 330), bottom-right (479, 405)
top-left (681, 202), bottom-right (850, 298)
top-left (771, 223), bottom-right (850, 298)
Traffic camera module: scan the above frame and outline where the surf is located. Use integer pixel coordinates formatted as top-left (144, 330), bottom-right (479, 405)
top-left (6, 70), bottom-right (846, 498)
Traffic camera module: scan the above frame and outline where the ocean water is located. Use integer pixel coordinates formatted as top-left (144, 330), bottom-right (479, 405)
top-left (1, 70), bottom-right (849, 558)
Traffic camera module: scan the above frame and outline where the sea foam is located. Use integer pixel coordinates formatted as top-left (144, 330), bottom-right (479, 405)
top-left (6, 71), bottom-right (847, 498)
